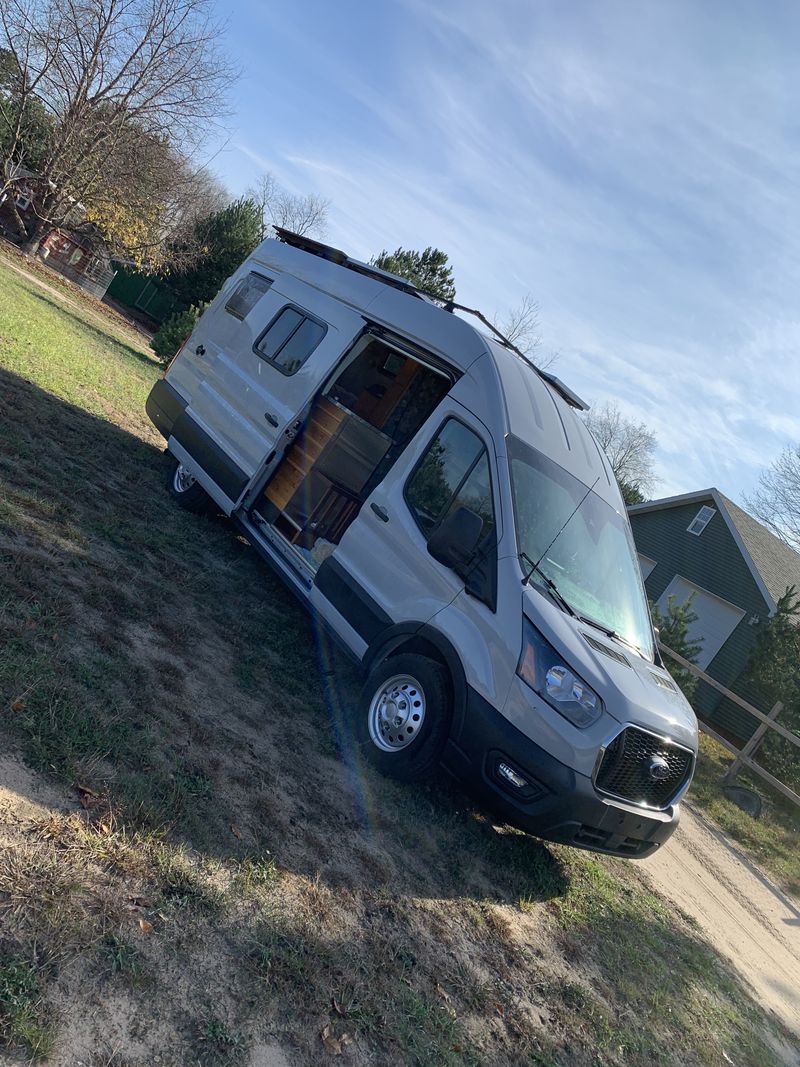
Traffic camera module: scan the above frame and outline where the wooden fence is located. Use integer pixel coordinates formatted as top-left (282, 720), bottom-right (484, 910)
top-left (658, 642), bottom-right (800, 809)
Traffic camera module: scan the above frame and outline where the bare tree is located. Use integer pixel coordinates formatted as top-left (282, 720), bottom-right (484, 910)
top-left (247, 171), bottom-right (329, 242)
top-left (0, 0), bottom-right (234, 255)
top-left (745, 444), bottom-right (800, 553)
top-left (583, 400), bottom-right (658, 502)
top-left (493, 293), bottom-right (557, 369)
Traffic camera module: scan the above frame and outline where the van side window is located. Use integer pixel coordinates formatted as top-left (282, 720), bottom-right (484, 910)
top-left (405, 419), bottom-right (497, 608)
top-left (224, 272), bottom-right (272, 319)
top-left (254, 307), bottom-right (327, 375)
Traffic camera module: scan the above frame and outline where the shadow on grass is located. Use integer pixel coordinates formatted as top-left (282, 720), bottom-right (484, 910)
top-left (0, 365), bottom-right (567, 908)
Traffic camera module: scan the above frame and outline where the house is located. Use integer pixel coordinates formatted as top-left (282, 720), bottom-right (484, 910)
top-left (628, 489), bottom-right (800, 740)
top-left (38, 227), bottom-right (116, 299)
top-left (0, 164), bottom-right (115, 299)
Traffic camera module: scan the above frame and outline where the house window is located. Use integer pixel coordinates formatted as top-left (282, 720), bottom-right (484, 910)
top-left (253, 306), bottom-right (326, 375)
top-left (638, 554), bottom-right (657, 581)
top-left (687, 505), bottom-right (716, 536)
top-left (13, 190), bottom-right (32, 211)
top-left (224, 271), bottom-right (272, 320)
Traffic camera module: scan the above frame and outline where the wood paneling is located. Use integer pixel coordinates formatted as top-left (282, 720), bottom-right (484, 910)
top-left (263, 398), bottom-right (345, 511)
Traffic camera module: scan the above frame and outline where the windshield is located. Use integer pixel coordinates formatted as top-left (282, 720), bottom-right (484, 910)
top-left (508, 436), bottom-right (654, 660)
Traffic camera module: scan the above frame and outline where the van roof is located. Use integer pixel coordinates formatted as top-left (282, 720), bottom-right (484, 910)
top-left (479, 339), bottom-right (618, 502)
top-left (249, 232), bottom-right (619, 507)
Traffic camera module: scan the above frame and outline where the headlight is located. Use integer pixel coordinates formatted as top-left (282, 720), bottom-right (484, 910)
top-left (517, 618), bottom-right (603, 728)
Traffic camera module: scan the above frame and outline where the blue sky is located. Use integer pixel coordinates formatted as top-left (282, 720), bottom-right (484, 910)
top-left (211, 0), bottom-right (800, 503)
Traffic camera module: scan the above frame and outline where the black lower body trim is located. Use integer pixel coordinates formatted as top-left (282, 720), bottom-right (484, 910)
top-left (146, 378), bottom-right (187, 440)
top-left (443, 686), bottom-right (679, 859)
top-left (170, 410), bottom-right (249, 502)
top-left (314, 556), bottom-right (391, 643)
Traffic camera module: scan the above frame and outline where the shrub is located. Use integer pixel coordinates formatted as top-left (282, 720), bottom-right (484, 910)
top-left (650, 594), bottom-right (703, 701)
top-left (151, 303), bottom-right (207, 364)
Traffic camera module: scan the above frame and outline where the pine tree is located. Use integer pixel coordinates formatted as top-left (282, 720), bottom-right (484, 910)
top-left (372, 247), bottom-right (456, 302)
top-left (650, 594), bottom-right (703, 701)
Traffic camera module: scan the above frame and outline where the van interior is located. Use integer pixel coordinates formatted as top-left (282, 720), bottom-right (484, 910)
top-left (252, 334), bottom-right (452, 568)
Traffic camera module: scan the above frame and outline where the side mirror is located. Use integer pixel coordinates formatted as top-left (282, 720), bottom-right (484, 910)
top-left (428, 507), bottom-right (483, 572)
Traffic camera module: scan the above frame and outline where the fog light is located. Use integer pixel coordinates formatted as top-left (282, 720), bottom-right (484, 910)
top-left (497, 762), bottom-right (528, 789)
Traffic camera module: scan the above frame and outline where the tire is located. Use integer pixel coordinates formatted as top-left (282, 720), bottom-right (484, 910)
top-left (355, 653), bottom-right (452, 782)
top-left (168, 460), bottom-right (210, 513)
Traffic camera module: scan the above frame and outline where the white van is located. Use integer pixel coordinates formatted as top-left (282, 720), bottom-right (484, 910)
top-left (146, 230), bottom-right (697, 858)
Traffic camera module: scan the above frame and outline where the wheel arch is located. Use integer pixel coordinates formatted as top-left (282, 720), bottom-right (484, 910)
top-left (364, 623), bottom-right (468, 741)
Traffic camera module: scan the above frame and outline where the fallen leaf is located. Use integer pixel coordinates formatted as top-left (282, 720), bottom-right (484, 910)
top-left (137, 918), bottom-right (154, 935)
top-left (331, 996), bottom-right (346, 1017)
top-left (126, 896), bottom-right (151, 910)
top-left (320, 1024), bottom-right (349, 1056)
top-left (76, 784), bottom-right (101, 809)
top-left (494, 1003), bottom-right (505, 1018)
top-left (436, 982), bottom-right (452, 1005)
top-left (230, 824), bottom-right (242, 839)
top-left (320, 1025), bottom-right (337, 1055)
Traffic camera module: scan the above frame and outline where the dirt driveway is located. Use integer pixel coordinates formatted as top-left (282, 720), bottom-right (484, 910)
top-left (644, 802), bottom-right (800, 1058)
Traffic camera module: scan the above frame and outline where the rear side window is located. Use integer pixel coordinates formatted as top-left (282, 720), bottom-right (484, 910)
top-left (254, 307), bottom-right (327, 374)
top-left (405, 419), bottom-right (497, 608)
top-left (224, 272), bottom-right (272, 319)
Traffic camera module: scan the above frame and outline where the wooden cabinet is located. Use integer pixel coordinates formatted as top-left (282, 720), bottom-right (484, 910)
top-left (263, 397), bottom-right (345, 511)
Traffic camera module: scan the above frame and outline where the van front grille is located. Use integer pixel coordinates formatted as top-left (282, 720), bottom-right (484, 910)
top-left (594, 726), bottom-right (693, 809)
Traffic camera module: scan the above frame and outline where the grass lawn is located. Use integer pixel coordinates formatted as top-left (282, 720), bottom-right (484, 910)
top-left (0, 249), bottom-right (794, 1066)
top-left (690, 734), bottom-right (800, 897)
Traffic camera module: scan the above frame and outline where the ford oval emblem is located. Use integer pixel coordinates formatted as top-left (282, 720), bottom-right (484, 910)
top-left (648, 755), bottom-right (670, 782)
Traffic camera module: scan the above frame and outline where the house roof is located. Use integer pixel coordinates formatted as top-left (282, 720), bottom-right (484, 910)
top-left (628, 488), bottom-right (800, 615)
top-left (718, 493), bottom-right (800, 609)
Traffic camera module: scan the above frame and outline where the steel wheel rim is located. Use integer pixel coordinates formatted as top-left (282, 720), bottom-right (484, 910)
top-left (173, 464), bottom-right (196, 493)
top-left (368, 674), bottom-right (426, 752)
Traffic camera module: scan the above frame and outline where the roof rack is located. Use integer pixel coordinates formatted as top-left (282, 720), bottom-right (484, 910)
top-left (272, 228), bottom-right (437, 302)
top-left (273, 227), bottom-right (588, 410)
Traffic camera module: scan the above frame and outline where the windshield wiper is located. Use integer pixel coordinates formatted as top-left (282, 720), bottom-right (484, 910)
top-left (579, 614), bottom-right (646, 657)
top-left (578, 614), bottom-right (618, 639)
top-left (520, 553), bottom-right (577, 618)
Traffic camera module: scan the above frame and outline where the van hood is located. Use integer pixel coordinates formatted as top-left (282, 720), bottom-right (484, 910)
top-left (522, 586), bottom-right (698, 752)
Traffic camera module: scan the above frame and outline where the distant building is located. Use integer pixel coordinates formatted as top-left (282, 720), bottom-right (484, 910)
top-left (0, 164), bottom-right (115, 299)
top-left (629, 489), bottom-right (800, 740)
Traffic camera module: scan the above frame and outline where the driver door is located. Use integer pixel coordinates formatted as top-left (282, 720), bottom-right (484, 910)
top-left (310, 405), bottom-right (500, 659)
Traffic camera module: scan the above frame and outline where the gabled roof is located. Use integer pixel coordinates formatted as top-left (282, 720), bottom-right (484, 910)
top-left (719, 493), bottom-right (800, 609)
top-left (628, 488), bottom-right (800, 615)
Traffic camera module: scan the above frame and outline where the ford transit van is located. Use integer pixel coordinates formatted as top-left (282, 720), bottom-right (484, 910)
top-left (146, 229), bottom-right (697, 858)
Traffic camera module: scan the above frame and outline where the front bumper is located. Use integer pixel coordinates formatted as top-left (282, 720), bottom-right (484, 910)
top-left (443, 686), bottom-right (679, 858)
top-left (146, 378), bottom-right (187, 440)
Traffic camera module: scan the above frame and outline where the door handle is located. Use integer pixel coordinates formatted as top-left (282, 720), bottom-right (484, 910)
top-left (265, 412), bottom-right (279, 427)
top-left (195, 344), bottom-right (205, 356)
top-left (370, 503), bottom-right (389, 523)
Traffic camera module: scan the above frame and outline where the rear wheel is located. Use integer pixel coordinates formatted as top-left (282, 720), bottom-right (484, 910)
top-left (168, 461), bottom-right (210, 513)
top-left (355, 653), bottom-right (452, 782)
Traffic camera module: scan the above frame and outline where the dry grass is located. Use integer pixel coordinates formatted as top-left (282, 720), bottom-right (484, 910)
top-left (0, 248), bottom-right (792, 1066)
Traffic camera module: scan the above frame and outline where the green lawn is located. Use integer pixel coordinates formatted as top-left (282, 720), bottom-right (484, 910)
top-left (0, 249), bottom-right (793, 1066)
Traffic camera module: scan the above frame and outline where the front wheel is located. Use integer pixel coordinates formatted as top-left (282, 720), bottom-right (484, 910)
top-left (168, 461), bottom-right (210, 513)
top-left (355, 653), bottom-right (452, 782)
